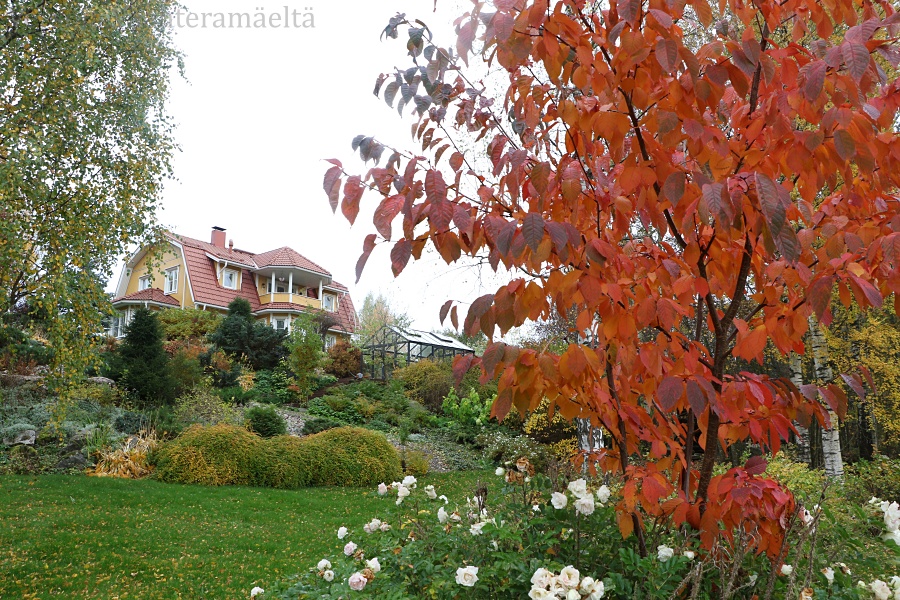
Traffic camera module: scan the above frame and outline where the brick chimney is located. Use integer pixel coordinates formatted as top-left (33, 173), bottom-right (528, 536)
top-left (211, 226), bottom-right (226, 248)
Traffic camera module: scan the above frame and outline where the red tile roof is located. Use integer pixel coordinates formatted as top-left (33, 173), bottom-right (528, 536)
top-left (112, 288), bottom-right (181, 307)
top-left (253, 247), bottom-right (331, 275)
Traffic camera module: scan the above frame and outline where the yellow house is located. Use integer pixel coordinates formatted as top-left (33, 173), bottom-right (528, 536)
top-left (109, 227), bottom-right (357, 347)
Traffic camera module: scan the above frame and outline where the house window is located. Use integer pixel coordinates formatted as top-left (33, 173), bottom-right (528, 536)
top-left (323, 294), bottom-right (336, 312)
top-left (223, 268), bottom-right (239, 290)
top-left (266, 280), bottom-right (288, 293)
top-left (325, 334), bottom-right (337, 350)
top-left (138, 276), bottom-right (151, 291)
top-left (274, 318), bottom-right (287, 332)
top-left (164, 267), bottom-right (178, 294)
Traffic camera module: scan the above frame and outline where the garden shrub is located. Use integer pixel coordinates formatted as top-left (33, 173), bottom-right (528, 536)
top-left (301, 416), bottom-right (342, 435)
top-left (845, 455), bottom-right (900, 504)
top-left (253, 368), bottom-right (296, 404)
top-left (154, 424), bottom-right (263, 486)
top-left (522, 398), bottom-right (578, 444)
top-left (200, 348), bottom-right (241, 388)
top-left (82, 422), bottom-right (118, 462)
top-left (309, 372), bottom-right (338, 392)
top-left (403, 449), bottom-right (431, 477)
top-left (168, 348), bottom-right (206, 397)
top-left (307, 396), bottom-right (362, 425)
top-left (173, 387), bottom-right (243, 427)
top-left (114, 411), bottom-right (147, 435)
top-left (394, 359), bottom-right (454, 412)
top-left (246, 405), bottom-right (287, 438)
top-left (442, 389), bottom-right (495, 443)
top-left (254, 435), bottom-right (317, 489)
top-left (208, 298), bottom-right (287, 371)
top-left (300, 427), bottom-right (401, 487)
top-left (90, 430), bottom-right (159, 479)
top-left (324, 341), bottom-right (362, 378)
top-left (145, 406), bottom-right (183, 440)
top-left (157, 308), bottom-right (223, 341)
top-left (285, 312), bottom-right (322, 398)
top-left (217, 385), bottom-right (255, 405)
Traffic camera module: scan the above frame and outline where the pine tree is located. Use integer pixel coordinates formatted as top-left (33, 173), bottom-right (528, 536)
top-left (116, 308), bottom-right (173, 408)
top-left (208, 298), bottom-right (287, 371)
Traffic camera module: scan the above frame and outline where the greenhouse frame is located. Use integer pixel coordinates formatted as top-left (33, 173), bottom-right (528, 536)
top-left (360, 326), bottom-right (475, 379)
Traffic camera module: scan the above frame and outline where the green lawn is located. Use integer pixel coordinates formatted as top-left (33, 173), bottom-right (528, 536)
top-left (0, 471), bottom-right (490, 599)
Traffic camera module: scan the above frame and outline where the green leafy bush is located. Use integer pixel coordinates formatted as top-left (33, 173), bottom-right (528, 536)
top-left (246, 405), bottom-right (287, 438)
top-left (403, 449), bottom-right (431, 476)
top-left (845, 456), bottom-right (900, 504)
top-left (254, 435), bottom-right (318, 489)
top-left (307, 396), bottom-right (362, 425)
top-left (394, 359), bottom-right (454, 412)
top-left (477, 429), bottom-right (551, 473)
top-left (252, 368), bottom-right (296, 405)
top-left (173, 387), bottom-right (243, 427)
top-left (285, 312), bottom-right (322, 398)
top-left (300, 427), bottom-right (401, 487)
top-left (157, 308), bottom-right (223, 341)
top-left (301, 417), bottom-right (342, 435)
top-left (310, 373), bottom-right (338, 392)
top-left (154, 423), bottom-right (263, 486)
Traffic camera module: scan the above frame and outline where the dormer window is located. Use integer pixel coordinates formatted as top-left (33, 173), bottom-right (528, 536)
top-left (164, 267), bottom-right (178, 294)
top-left (138, 275), bottom-right (151, 291)
top-left (323, 293), bottom-right (336, 312)
top-left (223, 268), bottom-right (239, 290)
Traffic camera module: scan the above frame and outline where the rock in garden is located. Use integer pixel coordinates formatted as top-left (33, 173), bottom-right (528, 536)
top-left (3, 429), bottom-right (36, 447)
top-left (55, 453), bottom-right (87, 470)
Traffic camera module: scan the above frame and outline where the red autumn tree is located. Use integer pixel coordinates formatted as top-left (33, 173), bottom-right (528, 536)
top-left (325, 0), bottom-right (900, 555)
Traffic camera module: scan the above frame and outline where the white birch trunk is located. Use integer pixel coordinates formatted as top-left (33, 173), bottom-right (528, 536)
top-left (808, 315), bottom-right (843, 479)
top-left (576, 417), bottom-right (603, 474)
top-left (789, 352), bottom-right (811, 466)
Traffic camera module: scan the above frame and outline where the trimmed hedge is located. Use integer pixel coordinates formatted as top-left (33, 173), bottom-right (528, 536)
top-left (153, 425), bottom-right (401, 489)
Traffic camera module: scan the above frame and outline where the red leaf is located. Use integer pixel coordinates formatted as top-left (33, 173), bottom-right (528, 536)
top-left (686, 379), bottom-right (707, 416)
top-left (373, 194), bottom-right (404, 240)
top-left (481, 342), bottom-right (506, 378)
top-left (744, 455), bottom-right (767, 475)
top-left (522, 213), bottom-right (545, 253)
top-left (439, 300), bottom-right (453, 325)
top-left (355, 234), bottom-right (377, 283)
top-left (324, 165), bottom-right (342, 212)
top-left (450, 305), bottom-right (459, 330)
top-left (452, 354), bottom-right (476, 386)
top-left (449, 152), bottom-right (464, 171)
top-left (833, 129), bottom-right (856, 160)
top-left (341, 175), bottom-right (364, 225)
top-left (390, 239), bottom-right (412, 276)
top-left (807, 276), bottom-right (834, 321)
top-left (656, 39), bottom-right (678, 74)
top-left (802, 60), bottom-right (826, 102)
top-left (848, 275), bottom-right (883, 308)
top-left (617, 0), bottom-right (640, 24)
top-left (657, 377), bottom-right (683, 412)
top-left (425, 170), bottom-right (448, 203)
top-left (663, 171), bottom-right (686, 205)
top-left (842, 41), bottom-right (870, 82)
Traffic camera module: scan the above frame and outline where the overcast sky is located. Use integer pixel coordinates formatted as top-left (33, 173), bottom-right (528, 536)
top-left (143, 0), bottom-right (506, 332)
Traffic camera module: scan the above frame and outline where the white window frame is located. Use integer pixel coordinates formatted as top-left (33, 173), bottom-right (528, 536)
top-left (164, 267), bottom-right (179, 294)
top-left (223, 268), bottom-right (239, 290)
top-left (325, 333), bottom-right (337, 350)
top-left (138, 275), bottom-right (151, 291)
top-left (274, 318), bottom-right (287, 332)
top-left (323, 293), bottom-right (336, 312)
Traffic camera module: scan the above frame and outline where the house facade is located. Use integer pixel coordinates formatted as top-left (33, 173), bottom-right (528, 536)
top-left (109, 227), bottom-right (357, 348)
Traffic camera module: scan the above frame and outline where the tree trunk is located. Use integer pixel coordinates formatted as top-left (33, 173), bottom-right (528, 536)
top-left (808, 315), bottom-right (843, 479)
top-left (576, 417), bottom-right (603, 474)
top-left (789, 352), bottom-right (811, 466)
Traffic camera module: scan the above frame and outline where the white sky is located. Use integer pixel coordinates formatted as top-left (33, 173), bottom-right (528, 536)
top-left (141, 0), bottom-right (507, 332)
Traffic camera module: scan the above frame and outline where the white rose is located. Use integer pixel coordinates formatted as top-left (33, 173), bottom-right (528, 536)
top-left (439, 494), bottom-right (449, 504)
top-left (317, 559), bottom-right (332, 571)
top-left (455, 566), bottom-right (479, 587)
top-left (397, 485), bottom-right (410, 498)
top-left (684, 550), bottom-right (696, 560)
top-left (450, 511), bottom-right (461, 522)
top-left (528, 588), bottom-right (555, 600)
top-left (883, 502), bottom-right (900, 532)
top-left (558, 566), bottom-right (581, 589)
top-left (425, 485), bottom-right (437, 500)
top-left (596, 485), bottom-right (611, 504)
top-left (322, 570), bottom-right (334, 582)
top-left (380, 522), bottom-right (391, 532)
top-left (250, 587), bottom-right (264, 598)
top-left (870, 496), bottom-right (882, 505)
top-left (348, 572), bottom-right (367, 591)
top-left (580, 577), bottom-right (596, 592)
top-left (821, 567), bottom-right (834, 583)
top-left (780, 564), bottom-right (793, 576)
top-left (530, 567), bottom-right (553, 589)
top-left (801, 509), bottom-right (814, 527)
top-left (551, 492), bottom-right (568, 509)
top-left (566, 590), bottom-right (581, 600)
top-left (390, 481), bottom-right (401, 489)
top-left (588, 580), bottom-right (606, 599)
top-left (337, 526), bottom-right (348, 539)
top-left (872, 580), bottom-right (892, 600)
top-left (657, 545), bottom-right (675, 562)
top-left (890, 575), bottom-right (900, 589)
top-left (343, 541), bottom-right (358, 556)
top-left (402, 475), bottom-right (417, 488)
top-left (377, 482), bottom-right (388, 495)
top-left (470, 521), bottom-right (486, 535)
top-left (369, 518), bottom-right (382, 530)
top-left (748, 574), bottom-right (758, 585)
top-left (532, 504), bottom-right (541, 512)
top-left (366, 557), bottom-right (381, 573)
top-left (438, 506), bottom-right (449, 524)
top-left (495, 466), bottom-right (506, 476)
top-left (575, 495), bottom-right (595, 516)
top-left (567, 478), bottom-right (588, 499)
top-left (885, 529), bottom-right (900, 546)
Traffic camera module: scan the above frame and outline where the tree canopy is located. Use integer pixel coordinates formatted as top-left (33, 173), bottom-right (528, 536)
top-left (0, 0), bottom-right (180, 386)
top-left (356, 292), bottom-right (412, 343)
top-left (326, 0), bottom-right (900, 556)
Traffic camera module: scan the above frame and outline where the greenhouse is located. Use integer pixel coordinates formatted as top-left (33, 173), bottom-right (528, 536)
top-left (360, 326), bottom-right (475, 380)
